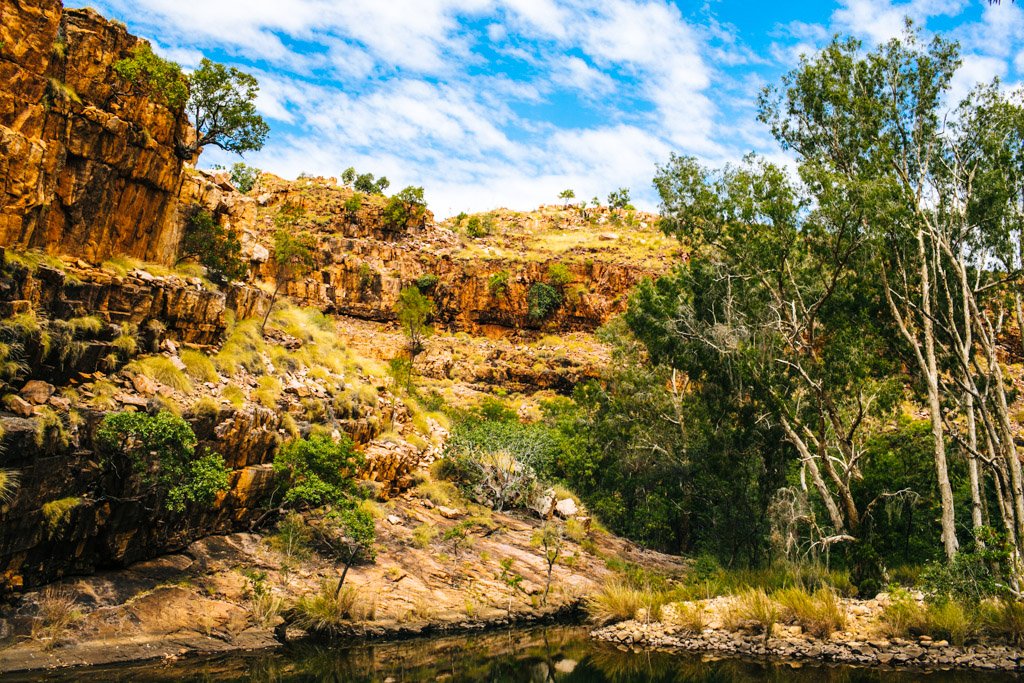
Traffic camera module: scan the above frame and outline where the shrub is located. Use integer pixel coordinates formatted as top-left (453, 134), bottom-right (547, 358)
top-left (920, 546), bottom-right (1005, 604)
top-left (177, 204), bottom-right (247, 284)
top-left (880, 588), bottom-right (926, 637)
top-left (587, 580), bottom-right (666, 625)
top-left (527, 282), bottom-right (562, 320)
top-left (273, 434), bottom-right (363, 508)
top-left (414, 273), bottom-right (439, 291)
top-left (924, 598), bottom-right (977, 646)
top-left (42, 497), bottom-right (81, 536)
top-left (343, 192), bottom-right (362, 218)
top-left (982, 599), bottom-right (1024, 645)
top-left (293, 581), bottom-right (370, 633)
top-left (229, 162), bottom-right (260, 193)
top-left (0, 468), bottom-right (19, 504)
top-left (412, 523), bottom-right (438, 549)
top-left (547, 263), bottom-right (572, 287)
top-left (731, 588), bottom-right (780, 637)
top-left (465, 216), bottom-right (488, 238)
top-left (34, 407), bottom-right (70, 454)
top-left (95, 410), bottom-right (229, 512)
top-left (488, 270), bottom-right (510, 298)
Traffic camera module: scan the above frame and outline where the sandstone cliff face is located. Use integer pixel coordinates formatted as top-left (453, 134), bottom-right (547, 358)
top-left (185, 173), bottom-right (673, 336)
top-left (0, 0), bottom-right (189, 264)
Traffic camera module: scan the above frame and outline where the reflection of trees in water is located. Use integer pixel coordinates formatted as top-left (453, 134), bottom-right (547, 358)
top-left (7, 628), bottom-right (1019, 683)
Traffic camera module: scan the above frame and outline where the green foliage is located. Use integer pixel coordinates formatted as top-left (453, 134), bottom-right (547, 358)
top-left (558, 189), bottom-right (576, 204)
top-left (126, 355), bottom-right (192, 391)
top-left (185, 58), bottom-right (269, 155)
top-left (343, 192), bottom-right (363, 218)
top-left (413, 273), bottom-right (439, 292)
top-left (178, 204), bottom-right (247, 283)
top-left (340, 167), bottom-right (356, 186)
top-left (229, 162), bottom-right (260, 193)
top-left (382, 186), bottom-right (426, 229)
top-left (920, 534), bottom-right (1010, 604)
top-left (606, 187), bottom-right (632, 210)
top-left (113, 43), bottom-right (187, 108)
top-left (526, 282), bottom-right (561, 321)
top-left (465, 215), bottom-right (490, 238)
top-left (273, 434), bottom-right (363, 508)
top-left (488, 270), bottom-right (510, 298)
top-left (179, 348), bottom-right (218, 383)
top-left (353, 172), bottom-right (389, 195)
top-left (546, 263), bottom-right (572, 288)
top-left (95, 411), bottom-right (229, 512)
top-left (394, 286), bottom-right (433, 355)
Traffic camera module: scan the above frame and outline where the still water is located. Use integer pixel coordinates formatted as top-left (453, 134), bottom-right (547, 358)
top-left (3, 626), bottom-right (1019, 682)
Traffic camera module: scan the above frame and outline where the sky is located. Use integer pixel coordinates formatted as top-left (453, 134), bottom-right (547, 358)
top-left (67, 0), bottom-right (1024, 217)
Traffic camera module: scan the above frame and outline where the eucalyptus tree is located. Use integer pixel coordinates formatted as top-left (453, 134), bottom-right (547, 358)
top-left (632, 154), bottom-right (896, 554)
top-left (760, 30), bottom-right (1024, 564)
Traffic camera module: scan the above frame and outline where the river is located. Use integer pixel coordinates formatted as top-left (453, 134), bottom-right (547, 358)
top-left (1, 626), bottom-right (1018, 682)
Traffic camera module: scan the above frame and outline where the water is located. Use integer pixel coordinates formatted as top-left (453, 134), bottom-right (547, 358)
top-left (2, 626), bottom-right (1018, 682)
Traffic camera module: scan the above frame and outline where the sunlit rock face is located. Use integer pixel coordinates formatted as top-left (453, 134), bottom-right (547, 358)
top-left (0, 1), bottom-right (191, 264)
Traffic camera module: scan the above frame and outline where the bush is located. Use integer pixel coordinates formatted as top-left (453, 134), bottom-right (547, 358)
top-left (30, 587), bottom-right (83, 649)
top-left (527, 282), bottom-right (562, 320)
top-left (180, 349), bottom-right (218, 383)
top-left (730, 588), bottom-right (780, 636)
top-left (273, 434), bottom-right (363, 508)
top-left (920, 542), bottom-right (1007, 604)
top-left (343, 192), bottom-right (362, 218)
top-left (126, 355), bottom-right (192, 392)
top-left (465, 216), bottom-right (488, 238)
top-left (95, 410), bottom-right (230, 512)
top-left (414, 273), bottom-right (439, 291)
top-left (229, 162), bottom-right (260, 193)
top-left (488, 270), bottom-right (510, 298)
top-left (178, 204), bottom-right (247, 284)
top-left (547, 263), bottom-right (572, 287)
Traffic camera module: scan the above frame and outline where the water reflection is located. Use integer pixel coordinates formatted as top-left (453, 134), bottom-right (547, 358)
top-left (3, 626), bottom-right (1018, 682)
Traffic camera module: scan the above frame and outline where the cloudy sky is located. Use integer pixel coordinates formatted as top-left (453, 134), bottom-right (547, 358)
top-left (68, 0), bottom-right (1023, 217)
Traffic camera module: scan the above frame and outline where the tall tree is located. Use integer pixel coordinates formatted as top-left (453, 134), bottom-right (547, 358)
top-left (180, 59), bottom-right (269, 158)
top-left (760, 30), bottom-right (1024, 563)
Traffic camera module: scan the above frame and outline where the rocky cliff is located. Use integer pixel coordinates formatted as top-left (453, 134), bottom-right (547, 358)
top-left (0, 0), bottom-right (189, 264)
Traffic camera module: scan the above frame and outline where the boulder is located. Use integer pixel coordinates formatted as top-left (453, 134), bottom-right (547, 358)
top-left (20, 380), bottom-right (55, 405)
top-left (554, 498), bottom-right (579, 518)
top-left (4, 394), bottom-right (34, 417)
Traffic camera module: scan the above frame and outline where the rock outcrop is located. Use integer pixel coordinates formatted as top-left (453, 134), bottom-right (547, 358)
top-left (0, 0), bottom-right (190, 264)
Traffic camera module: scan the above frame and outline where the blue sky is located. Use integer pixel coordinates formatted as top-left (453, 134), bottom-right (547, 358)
top-left (68, 0), bottom-right (1023, 217)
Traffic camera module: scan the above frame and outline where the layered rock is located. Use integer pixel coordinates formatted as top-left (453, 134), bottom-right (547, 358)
top-left (0, 0), bottom-right (190, 264)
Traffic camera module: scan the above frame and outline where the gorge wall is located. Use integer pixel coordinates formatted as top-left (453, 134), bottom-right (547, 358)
top-left (0, 0), bottom-right (189, 264)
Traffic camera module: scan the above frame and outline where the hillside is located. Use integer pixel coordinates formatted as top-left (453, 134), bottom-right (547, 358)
top-left (0, 0), bottom-right (681, 670)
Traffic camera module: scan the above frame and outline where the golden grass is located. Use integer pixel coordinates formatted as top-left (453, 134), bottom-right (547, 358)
top-left (31, 587), bottom-right (83, 649)
top-left (587, 580), bottom-right (668, 625)
top-left (773, 587), bottom-right (846, 637)
top-left (180, 349), bottom-right (219, 383)
top-left (293, 580), bottom-right (370, 633)
top-left (126, 356), bottom-right (192, 392)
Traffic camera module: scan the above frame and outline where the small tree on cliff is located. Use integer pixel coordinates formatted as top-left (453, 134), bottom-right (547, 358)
top-left (177, 204), bottom-right (248, 284)
top-left (395, 285), bottom-right (433, 357)
top-left (262, 230), bottom-right (317, 333)
top-left (180, 59), bottom-right (269, 158)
